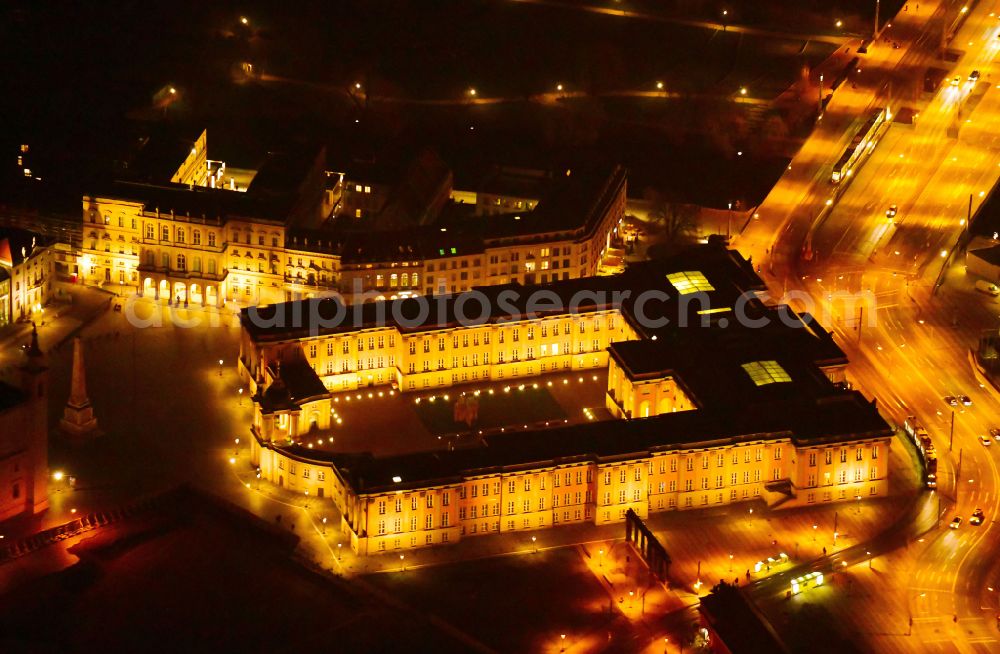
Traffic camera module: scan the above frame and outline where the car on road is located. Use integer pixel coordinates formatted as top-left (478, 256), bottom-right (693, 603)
top-left (980, 435), bottom-right (992, 446)
top-left (886, 204), bottom-right (898, 219)
top-left (991, 428), bottom-right (1000, 441)
top-left (969, 70), bottom-right (980, 83)
top-left (950, 516), bottom-right (963, 529)
top-left (975, 280), bottom-right (1000, 296)
top-left (951, 75), bottom-right (962, 86)
top-left (960, 395), bottom-right (972, 406)
top-left (971, 509), bottom-right (985, 526)
top-left (944, 396), bottom-right (959, 406)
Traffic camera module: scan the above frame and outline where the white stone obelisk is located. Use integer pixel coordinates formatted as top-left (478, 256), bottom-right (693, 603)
top-left (60, 337), bottom-right (99, 437)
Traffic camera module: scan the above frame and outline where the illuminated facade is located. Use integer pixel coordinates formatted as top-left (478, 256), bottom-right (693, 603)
top-left (0, 229), bottom-right (55, 327)
top-left (241, 246), bottom-right (893, 556)
top-left (79, 134), bottom-right (626, 307)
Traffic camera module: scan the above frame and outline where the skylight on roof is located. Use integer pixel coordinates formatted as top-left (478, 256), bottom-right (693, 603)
top-left (666, 271), bottom-right (714, 295)
top-left (741, 360), bottom-right (792, 386)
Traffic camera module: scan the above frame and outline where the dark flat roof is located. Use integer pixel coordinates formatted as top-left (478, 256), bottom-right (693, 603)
top-left (242, 245), bottom-right (766, 342)
top-left (89, 181), bottom-right (290, 224)
top-left (969, 245), bottom-right (1000, 267)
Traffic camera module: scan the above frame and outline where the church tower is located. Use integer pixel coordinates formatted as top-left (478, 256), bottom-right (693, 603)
top-left (17, 323), bottom-right (49, 514)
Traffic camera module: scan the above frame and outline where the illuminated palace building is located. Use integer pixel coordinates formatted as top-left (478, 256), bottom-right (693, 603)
top-left (239, 246), bottom-right (892, 556)
top-left (77, 129), bottom-right (626, 306)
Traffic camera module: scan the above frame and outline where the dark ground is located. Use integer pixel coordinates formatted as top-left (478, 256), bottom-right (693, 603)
top-left (366, 546), bottom-right (633, 653)
top-left (0, 486), bottom-right (471, 654)
top-left (0, 0), bottom-right (904, 210)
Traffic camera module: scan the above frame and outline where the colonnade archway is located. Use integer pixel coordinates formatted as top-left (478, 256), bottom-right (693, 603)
top-left (137, 276), bottom-right (223, 307)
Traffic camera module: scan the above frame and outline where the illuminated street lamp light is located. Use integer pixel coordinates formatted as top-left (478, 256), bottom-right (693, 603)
top-left (218, 359), bottom-right (224, 376)
top-left (556, 83), bottom-right (564, 93)
top-left (337, 543), bottom-right (343, 560)
top-left (532, 535), bottom-right (538, 552)
top-left (729, 553), bottom-right (734, 572)
top-left (812, 524), bottom-right (818, 541)
top-left (169, 87), bottom-right (177, 95)
top-left (400, 554), bottom-right (406, 571)
top-left (739, 86), bottom-right (747, 96)
top-left (52, 471), bottom-right (65, 482)
top-left (560, 634), bottom-right (566, 652)
top-left (240, 16), bottom-right (249, 25)
top-left (322, 516), bottom-right (327, 535)
top-left (656, 81), bottom-right (664, 90)
top-left (233, 437), bottom-right (240, 456)
top-left (238, 387), bottom-right (244, 405)
top-left (836, 19), bottom-right (843, 28)
top-left (598, 548), bottom-right (605, 567)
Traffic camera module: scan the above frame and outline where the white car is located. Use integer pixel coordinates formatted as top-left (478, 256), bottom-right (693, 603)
top-left (980, 435), bottom-right (992, 446)
top-left (950, 516), bottom-right (963, 529)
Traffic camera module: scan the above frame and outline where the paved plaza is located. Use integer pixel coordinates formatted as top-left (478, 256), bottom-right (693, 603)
top-left (306, 369), bottom-right (609, 456)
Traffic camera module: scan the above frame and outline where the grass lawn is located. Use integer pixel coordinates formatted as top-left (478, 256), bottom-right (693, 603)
top-left (413, 384), bottom-right (568, 435)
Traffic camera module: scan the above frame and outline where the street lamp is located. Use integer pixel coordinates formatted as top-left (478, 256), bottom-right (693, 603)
top-left (598, 548), bottom-right (604, 567)
top-left (322, 516), bottom-right (327, 535)
top-left (233, 437), bottom-right (240, 456)
top-left (532, 535), bottom-right (538, 552)
top-left (739, 86), bottom-right (747, 96)
top-left (656, 81), bottom-right (664, 90)
top-left (337, 543), bottom-right (342, 560)
top-left (238, 388), bottom-right (244, 405)
top-left (560, 634), bottom-right (566, 652)
top-left (729, 553), bottom-right (734, 572)
top-left (218, 359), bottom-right (224, 376)
top-left (812, 524), bottom-right (818, 541)
top-left (400, 554), bottom-right (405, 571)
top-left (240, 16), bottom-right (248, 25)
top-left (866, 551), bottom-right (872, 570)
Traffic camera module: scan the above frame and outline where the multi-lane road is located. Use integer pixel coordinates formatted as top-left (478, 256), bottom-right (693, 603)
top-left (736, 0), bottom-right (1000, 650)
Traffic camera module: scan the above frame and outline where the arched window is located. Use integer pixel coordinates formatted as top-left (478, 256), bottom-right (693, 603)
top-left (390, 273), bottom-right (398, 288)
top-left (193, 257), bottom-right (202, 272)
top-left (401, 273), bottom-right (409, 287)
top-left (208, 259), bottom-right (217, 275)
top-left (177, 254), bottom-right (186, 271)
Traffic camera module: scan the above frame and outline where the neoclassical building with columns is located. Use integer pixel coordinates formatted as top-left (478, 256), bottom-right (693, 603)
top-left (77, 130), bottom-right (627, 308)
top-left (239, 246), bottom-right (893, 556)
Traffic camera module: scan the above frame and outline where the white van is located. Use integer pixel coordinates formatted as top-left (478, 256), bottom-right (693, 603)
top-left (975, 280), bottom-right (1000, 296)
